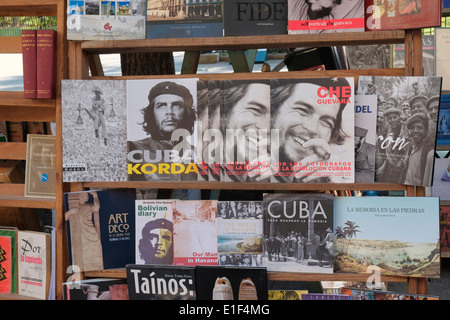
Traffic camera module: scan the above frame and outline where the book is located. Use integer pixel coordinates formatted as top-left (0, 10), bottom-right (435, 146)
top-left (217, 201), bottom-right (264, 267)
top-left (341, 287), bottom-right (439, 300)
top-left (223, 0), bottom-right (287, 36)
top-left (21, 29), bottom-right (37, 99)
top-left (67, 0), bottom-right (147, 40)
top-left (6, 121), bottom-right (26, 142)
top-left (334, 196), bottom-right (440, 278)
top-left (440, 203), bottom-right (450, 258)
top-left (365, 0), bottom-right (442, 31)
top-left (135, 199), bottom-right (174, 265)
top-left (146, 0), bottom-right (223, 39)
top-left (354, 95), bottom-right (377, 183)
top-left (24, 134), bottom-right (57, 199)
top-left (126, 264), bottom-right (196, 300)
top-left (435, 28), bottom-right (450, 91)
top-left (17, 230), bottom-right (51, 299)
top-left (287, 0), bottom-right (365, 34)
top-left (126, 78), bottom-right (199, 182)
top-left (0, 228), bottom-right (17, 294)
top-left (357, 76), bottom-right (442, 186)
top-left (195, 265), bottom-right (268, 300)
top-left (432, 157), bottom-right (450, 201)
top-left (436, 94), bottom-right (450, 146)
top-left (262, 193), bottom-right (334, 274)
top-left (270, 77), bottom-right (355, 183)
top-left (221, 80), bottom-right (272, 183)
top-left (196, 80), bottom-right (210, 181)
top-left (62, 278), bottom-right (129, 300)
top-left (36, 29), bottom-right (56, 99)
top-left (268, 290), bottom-right (308, 300)
top-left (173, 200), bottom-right (218, 266)
top-left (64, 189), bottom-right (137, 272)
top-left (26, 121), bottom-right (46, 135)
top-left (61, 80), bottom-right (128, 182)
top-left (206, 80), bottom-right (223, 182)
top-left (301, 293), bottom-right (351, 300)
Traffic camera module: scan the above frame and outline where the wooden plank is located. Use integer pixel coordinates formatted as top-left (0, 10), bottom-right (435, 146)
top-left (0, 106), bottom-right (56, 122)
top-left (0, 36), bottom-right (22, 54)
top-left (181, 51), bottom-right (200, 74)
top-left (0, 142), bottom-right (26, 160)
top-left (228, 50), bottom-right (251, 72)
top-left (82, 181), bottom-right (409, 192)
top-left (80, 31), bottom-right (406, 55)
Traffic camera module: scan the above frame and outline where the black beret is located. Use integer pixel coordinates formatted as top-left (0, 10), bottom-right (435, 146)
top-left (148, 81), bottom-right (193, 108)
top-left (142, 218), bottom-right (173, 235)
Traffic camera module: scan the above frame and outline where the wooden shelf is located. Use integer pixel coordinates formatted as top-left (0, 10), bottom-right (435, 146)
top-left (80, 30), bottom-right (407, 54)
top-left (83, 268), bottom-right (408, 283)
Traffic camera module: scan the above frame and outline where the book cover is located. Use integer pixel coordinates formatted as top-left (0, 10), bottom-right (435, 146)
top-left (6, 121), bottom-right (26, 142)
top-left (26, 121), bottom-right (46, 135)
top-left (334, 196), bottom-right (440, 278)
top-left (64, 189), bottom-right (137, 272)
top-left (21, 29), bottom-right (37, 99)
top-left (135, 199), bottom-right (174, 265)
top-left (217, 201), bottom-right (264, 267)
top-left (36, 29), bottom-right (56, 99)
top-left (126, 78), bottom-right (199, 182)
top-left (436, 94), bottom-right (450, 146)
top-left (222, 80), bottom-right (272, 183)
top-left (301, 293), bottom-right (351, 300)
top-left (287, 0), bottom-right (364, 34)
top-left (196, 80), bottom-right (210, 181)
top-left (67, 0), bottom-right (147, 40)
top-left (223, 0), bottom-right (287, 36)
top-left (354, 95), bottom-right (377, 183)
top-left (206, 80), bottom-right (223, 182)
top-left (440, 203), bottom-right (450, 258)
top-left (62, 278), bottom-right (129, 300)
top-left (432, 157), bottom-right (450, 201)
top-left (365, 0), bottom-right (442, 31)
top-left (270, 77), bottom-right (355, 183)
top-left (357, 76), bottom-right (442, 186)
top-left (268, 290), bottom-right (308, 300)
top-left (262, 193), bottom-right (334, 273)
top-left (0, 229), bottom-right (17, 294)
top-left (341, 287), bottom-right (439, 300)
top-left (61, 80), bottom-right (128, 182)
top-left (435, 28), bottom-right (450, 91)
top-left (173, 200), bottom-right (218, 266)
top-left (24, 134), bottom-right (57, 199)
top-left (126, 264), bottom-right (196, 300)
top-left (17, 230), bottom-right (51, 300)
top-left (195, 265), bottom-right (268, 300)
top-left (146, 0), bottom-right (223, 39)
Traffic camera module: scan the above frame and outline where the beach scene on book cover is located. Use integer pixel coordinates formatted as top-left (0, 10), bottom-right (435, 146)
top-left (333, 196), bottom-right (440, 278)
top-left (62, 80), bottom-right (128, 182)
top-left (67, 0), bottom-right (147, 40)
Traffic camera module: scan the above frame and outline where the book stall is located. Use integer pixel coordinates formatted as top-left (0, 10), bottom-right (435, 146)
top-left (0, 0), bottom-right (449, 306)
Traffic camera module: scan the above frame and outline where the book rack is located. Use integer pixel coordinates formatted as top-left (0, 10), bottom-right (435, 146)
top-left (0, 0), bottom-right (67, 300)
top-left (67, 27), bottom-right (430, 297)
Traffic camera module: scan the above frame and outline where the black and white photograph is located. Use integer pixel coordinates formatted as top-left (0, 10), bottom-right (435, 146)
top-left (270, 77), bottom-right (355, 183)
top-left (262, 193), bottom-right (334, 274)
top-left (354, 94), bottom-right (378, 183)
top-left (61, 80), bottom-right (128, 182)
top-left (221, 80), bottom-right (272, 182)
top-left (126, 78), bottom-right (199, 182)
top-left (287, 0), bottom-right (365, 34)
top-left (358, 76), bottom-right (442, 186)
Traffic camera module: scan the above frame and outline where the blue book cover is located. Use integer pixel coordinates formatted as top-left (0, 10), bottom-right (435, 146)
top-left (334, 196), bottom-right (440, 278)
top-left (64, 189), bottom-right (137, 272)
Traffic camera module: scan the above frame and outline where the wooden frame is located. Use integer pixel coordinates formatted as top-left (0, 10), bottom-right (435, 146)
top-left (66, 28), bottom-right (430, 296)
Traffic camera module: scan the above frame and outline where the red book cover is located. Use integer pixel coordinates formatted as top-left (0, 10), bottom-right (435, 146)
top-left (0, 236), bottom-right (12, 294)
top-left (21, 29), bottom-right (37, 99)
top-left (36, 29), bottom-right (56, 99)
top-left (365, 0), bottom-right (442, 31)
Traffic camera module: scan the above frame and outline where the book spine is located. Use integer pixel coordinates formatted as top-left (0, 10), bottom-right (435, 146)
top-left (36, 30), bottom-right (56, 99)
top-left (21, 30), bottom-right (37, 99)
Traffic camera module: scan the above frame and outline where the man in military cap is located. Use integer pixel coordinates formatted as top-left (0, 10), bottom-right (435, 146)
top-left (426, 95), bottom-right (440, 139)
top-left (410, 95), bottom-right (428, 115)
top-left (127, 80), bottom-right (197, 181)
top-left (138, 218), bottom-right (173, 264)
top-left (403, 112), bottom-right (435, 186)
top-left (354, 126), bottom-right (376, 183)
